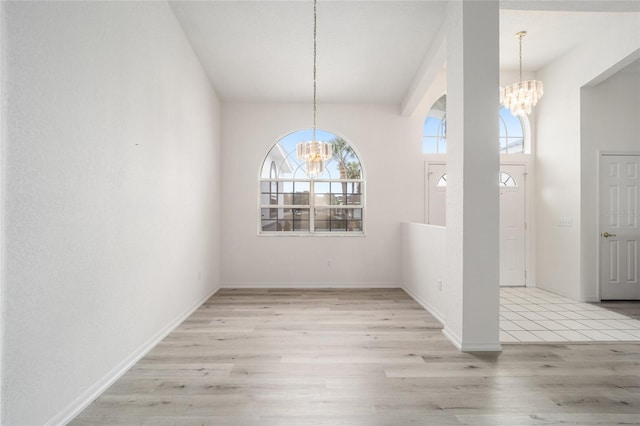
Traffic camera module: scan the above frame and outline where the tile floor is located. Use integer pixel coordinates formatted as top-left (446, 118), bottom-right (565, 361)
top-left (500, 287), bottom-right (640, 343)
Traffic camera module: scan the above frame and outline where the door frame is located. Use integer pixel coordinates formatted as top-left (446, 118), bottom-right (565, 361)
top-left (425, 160), bottom-right (532, 287)
top-left (597, 151), bottom-right (640, 300)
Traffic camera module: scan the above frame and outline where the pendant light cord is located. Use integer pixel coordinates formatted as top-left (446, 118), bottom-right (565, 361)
top-left (313, 0), bottom-right (317, 141)
top-left (516, 31), bottom-right (526, 86)
top-left (519, 34), bottom-right (523, 84)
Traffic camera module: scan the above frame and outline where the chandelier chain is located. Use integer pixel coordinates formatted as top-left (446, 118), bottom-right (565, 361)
top-left (518, 32), bottom-right (523, 84)
top-left (296, 0), bottom-right (330, 178)
top-left (313, 0), bottom-right (317, 141)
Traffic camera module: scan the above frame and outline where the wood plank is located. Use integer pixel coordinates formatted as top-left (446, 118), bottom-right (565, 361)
top-left (70, 289), bottom-right (640, 425)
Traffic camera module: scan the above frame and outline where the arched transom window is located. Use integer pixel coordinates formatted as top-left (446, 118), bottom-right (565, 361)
top-left (260, 129), bottom-right (365, 235)
top-left (435, 172), bottom-right (518, 188)
top-left (423, 93), bottom-right (529, 154)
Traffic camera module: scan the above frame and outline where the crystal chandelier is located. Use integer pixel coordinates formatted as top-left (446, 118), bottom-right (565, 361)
top-left (297, 0), bottom-right (331, 177)
top-left (500, 31), bottom-right (543, 116)
top-left (297, 140), bottom-right (331, 177)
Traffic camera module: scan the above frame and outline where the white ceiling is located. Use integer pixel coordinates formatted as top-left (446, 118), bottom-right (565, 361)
top-left (170, 1), bottom-right (447, 103)
top-left (169, 1), bottom-right (639, 103)
top-left (499, 10), bottom-right (639, 72)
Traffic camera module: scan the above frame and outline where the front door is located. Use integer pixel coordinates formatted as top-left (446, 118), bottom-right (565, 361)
top-left (425, 163), bottom-right (527, 286)
top-left (600, 154), bottom-right (640, 300)
top-left (426, 163), bottom-right (446, 226)
top-left (499, 165), bottom-right (526, 287)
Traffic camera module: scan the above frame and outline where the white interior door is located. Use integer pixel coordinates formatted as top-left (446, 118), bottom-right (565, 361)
top-left (600, 154), bottom-right (640, 300)
top-left (426, 163), bottom-right (446, 226)
top-left (499, 165), bottom-right (526, 287)
top-left (425, 162), bottom-right (527, 286)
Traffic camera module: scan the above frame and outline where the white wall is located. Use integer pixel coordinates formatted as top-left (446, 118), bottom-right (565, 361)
top-left (443, 0), bottom-right (500, 351)
top-left (1, 2), bottom-right (221, 424)
top-left (535, 15), bottom-right (639, 300)
top-left (221, 103), bottom-right (424, 287)
top-left (581, 66), bottom-right (640, 301)
top-left (401, 223), bottom-right (446, 322)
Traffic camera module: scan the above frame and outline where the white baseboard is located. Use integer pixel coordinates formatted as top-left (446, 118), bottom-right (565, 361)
top-left (401, 286), bottom-right (445, 325)
top-left (221, 282), bottom-right (401, 289)
top-left (442, 326), bottom-right (463, 350)
top-left (443, 327), bottom-right (502, 352)
top-left (47, 286), bottom-right (220, 426)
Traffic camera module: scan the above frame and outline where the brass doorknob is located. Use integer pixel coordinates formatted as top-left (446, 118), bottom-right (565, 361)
top-left (602, 232), bottom-right (617, 238)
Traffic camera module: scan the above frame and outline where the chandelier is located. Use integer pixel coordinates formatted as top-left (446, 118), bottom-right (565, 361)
top-left (500, 31), bottom-right (543, 116)
top-left (297, 140), bottom-right (331, 177)
top-left (297, 0), bottom-right (331, 177)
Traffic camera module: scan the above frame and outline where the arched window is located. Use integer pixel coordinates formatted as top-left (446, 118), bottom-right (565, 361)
top-left (423, 94), bottom-right (529, 154)
top-left (423, 94), bottom-right (447, 154)
top-left (499, 109), bottom-right (524, 154)
top-left (499, 172), bottom-right (518, 187)
top-left (260, 129), bottom-right (365, 235)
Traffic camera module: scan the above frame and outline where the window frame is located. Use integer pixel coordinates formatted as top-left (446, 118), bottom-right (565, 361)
top-left (258, 130), bottom-right (366, 237)
top-left (422, 93), bottom-right (531, 155)
top-left (259, 178), bottom-right (365, 236)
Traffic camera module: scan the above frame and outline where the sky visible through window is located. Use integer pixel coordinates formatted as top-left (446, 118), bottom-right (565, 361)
top-left (260, 129), bottom-right (364, 233)
top-left (268, 129), bottom-right (361, 180)
top-left (423, 94), bottom-right (526, 154)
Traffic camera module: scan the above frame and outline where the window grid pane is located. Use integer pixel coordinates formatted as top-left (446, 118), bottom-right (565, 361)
top-left (314, 207), bottom-right (363, 233)
top-left (314, 181), bottom-right (364, 207)
top-left (260, 180), bottom-right (364, 233)
top-left (260, 130), bottom-right (365, 235)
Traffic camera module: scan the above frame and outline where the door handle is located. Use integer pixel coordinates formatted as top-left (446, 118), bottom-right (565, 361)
top-left (602, 232), bottom-right (617, 238)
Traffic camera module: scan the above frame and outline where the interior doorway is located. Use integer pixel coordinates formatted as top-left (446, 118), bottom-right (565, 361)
top-left (599, 154), bottom-right (640, 300)
top-left (426, 162), bottom-right (527, 287)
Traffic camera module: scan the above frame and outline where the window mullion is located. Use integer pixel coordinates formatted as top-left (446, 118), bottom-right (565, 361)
top-left (260, 130), bottom-right (364, 235)
top-left (310, 180), bottom-right (315, 233)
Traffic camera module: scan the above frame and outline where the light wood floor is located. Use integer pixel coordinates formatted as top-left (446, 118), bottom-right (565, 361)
top-left (71, 289), bottom-right (640, 425)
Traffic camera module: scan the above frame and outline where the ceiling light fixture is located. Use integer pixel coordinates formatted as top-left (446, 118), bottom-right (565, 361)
top-left (500, 31), bottom-right (543, 116)
top-left (297, 0), bottom-right (331, 177)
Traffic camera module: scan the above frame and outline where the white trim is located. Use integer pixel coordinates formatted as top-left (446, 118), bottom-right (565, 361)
top-left (0, 2), bottom-right (5, 421)
top-left (258, 232), bottom-right (365, 238)
top-left (460, 342), bottom-right (503, 352)
top-left (221, 282), bottom-right (401, 289)
top-left (401, 285), bottom-right (445, 325)
top-left (48, 287), bottom-right (220, 426)
top-left (258, 128), bottom-right (367, 237)
top-left (601, 151), bottom-right (640, 157)
top-left (442, 327), bottom-right (463, 350)
top-left (596, 150), bottom-right (604, 302)
top-left (442, 328), bottom-right (502, 352)
top-left (597, 151), bottom-right (640, 301)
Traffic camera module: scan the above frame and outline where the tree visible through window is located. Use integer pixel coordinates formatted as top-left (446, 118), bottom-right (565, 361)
top-left (423, 93), bottom-right (528, 154)
top-left (260, 129), bottom-right (364, 234)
